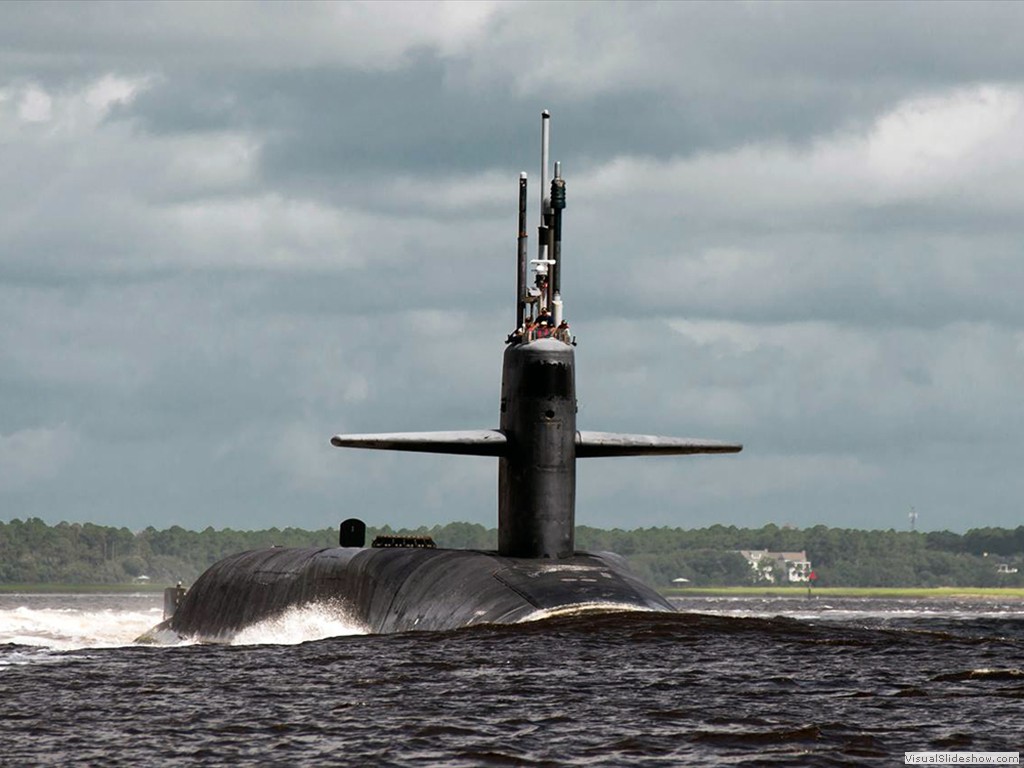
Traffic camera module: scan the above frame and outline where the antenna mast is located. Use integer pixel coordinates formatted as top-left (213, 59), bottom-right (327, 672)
top-left (537, 110), bottom-right (552, 312)
top-left (516, 172), bottom-right (528, 328)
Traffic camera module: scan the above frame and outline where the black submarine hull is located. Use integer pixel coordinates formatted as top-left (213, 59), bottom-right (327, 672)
top-left (141, 546), bottom-right (674, 642)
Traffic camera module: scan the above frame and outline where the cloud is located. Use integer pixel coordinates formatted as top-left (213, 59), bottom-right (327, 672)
top-left (548, 83), bottom-right (1024, 334)
top-left (0, 1), bottom-right (505, 76)
top-left (0, 74), bottom-right (148, 136)
top-left (16, 84), bottom-right (52, 122)
top-left (662, 318), bottom-right (1024, 449)
top-left (572, 83), bottom-right (1024, 220)
top-left (0, 425), bottom-right (78, 492)
top-left (577, 451), bottom-right (882, 527)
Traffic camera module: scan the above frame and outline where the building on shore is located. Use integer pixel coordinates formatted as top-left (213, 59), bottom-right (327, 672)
top-left (739, 550), bottom-right (813, 584)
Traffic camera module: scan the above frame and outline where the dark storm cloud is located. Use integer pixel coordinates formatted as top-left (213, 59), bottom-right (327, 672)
top-left (18, 1), bottom-right (1013, 191)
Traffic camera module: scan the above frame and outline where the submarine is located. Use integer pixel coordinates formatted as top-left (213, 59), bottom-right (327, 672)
top-left (140, 112), bottom-right (741, 643)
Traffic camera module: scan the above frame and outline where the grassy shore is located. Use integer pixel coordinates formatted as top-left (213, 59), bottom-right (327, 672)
top-left (662, 586), bottom-right (1024, 599)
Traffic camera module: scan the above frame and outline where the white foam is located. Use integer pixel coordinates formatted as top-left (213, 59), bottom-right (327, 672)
top-left (0, 604), bottom-right (164, 651)
top-left (516, 601), bottom-right (657, 624)
top-left (229, 602), bottom-right (368, 646)
top-left (666, 596), bottom-right (1023, 622)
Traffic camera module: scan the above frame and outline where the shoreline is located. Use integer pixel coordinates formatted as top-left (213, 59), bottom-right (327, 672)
top-left (0, 583), bottom-right (167, 594)
top-left (662, 586), bottom-right (1024, 599)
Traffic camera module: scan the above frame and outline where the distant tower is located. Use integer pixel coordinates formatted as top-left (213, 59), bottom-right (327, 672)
top-left (909, 506), bottom-right (918, 532)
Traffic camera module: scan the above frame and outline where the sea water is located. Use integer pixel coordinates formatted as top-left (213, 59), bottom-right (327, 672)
top-left (1, 593), bottom-right (1022, 765)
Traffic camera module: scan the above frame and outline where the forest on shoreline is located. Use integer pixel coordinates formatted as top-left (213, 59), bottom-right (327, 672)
top-left (1, 518), bottom-right (1022, 589)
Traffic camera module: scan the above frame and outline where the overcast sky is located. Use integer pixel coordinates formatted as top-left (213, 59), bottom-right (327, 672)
top-left (2, 1), bottom-right (1023, 534)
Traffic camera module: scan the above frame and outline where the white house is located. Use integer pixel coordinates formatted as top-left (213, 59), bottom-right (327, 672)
top-left (739, 550), bottom-right (813, 584)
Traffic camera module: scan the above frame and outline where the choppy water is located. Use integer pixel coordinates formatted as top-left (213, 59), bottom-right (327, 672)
top-left (1, 593), bottom-right (1022, 766)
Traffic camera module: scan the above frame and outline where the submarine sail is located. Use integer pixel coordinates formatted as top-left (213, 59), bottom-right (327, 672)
top-left (138, 112), bottom-right (741, 643)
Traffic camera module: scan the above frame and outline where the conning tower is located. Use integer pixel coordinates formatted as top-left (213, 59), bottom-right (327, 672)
top-left (330, 111), bottom-right (741, 559)
top-left (498, 110), bottom-right (577, 558)
top-left (499, 337), bottom-right (577, 557)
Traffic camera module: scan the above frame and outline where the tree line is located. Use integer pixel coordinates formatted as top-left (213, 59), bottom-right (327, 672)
top-left (1, 518), bottom-right (1022, 588)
